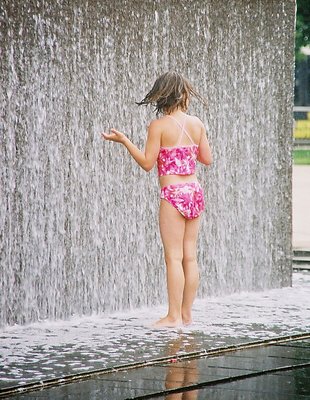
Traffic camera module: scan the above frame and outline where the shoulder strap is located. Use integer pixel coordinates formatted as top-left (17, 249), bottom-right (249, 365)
top-left (167, 115), bottom-right (195, 145)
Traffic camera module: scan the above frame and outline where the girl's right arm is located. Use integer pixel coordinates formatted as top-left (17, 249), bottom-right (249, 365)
top-left (101, 119), bottom-right (161, 172)
top-left (197, 122), bottom-right (212, 165)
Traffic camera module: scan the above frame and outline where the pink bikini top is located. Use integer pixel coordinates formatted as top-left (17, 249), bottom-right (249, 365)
top-left (157, 115), bottom-right (199, 177)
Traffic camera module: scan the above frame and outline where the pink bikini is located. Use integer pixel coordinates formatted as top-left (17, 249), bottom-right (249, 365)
top-left (158, 115), bottom-right (205, 219)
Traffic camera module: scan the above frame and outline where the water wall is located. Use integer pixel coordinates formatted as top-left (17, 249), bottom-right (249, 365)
top-left (0, 0), bottom-right (295, 327)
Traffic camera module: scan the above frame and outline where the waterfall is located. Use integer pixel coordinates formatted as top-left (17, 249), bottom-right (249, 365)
top-left (0, 0), bottom-right (295, 327)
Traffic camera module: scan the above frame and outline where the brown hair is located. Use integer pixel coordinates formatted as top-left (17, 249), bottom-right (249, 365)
top-left (136, 71), bottom-right (207, 116)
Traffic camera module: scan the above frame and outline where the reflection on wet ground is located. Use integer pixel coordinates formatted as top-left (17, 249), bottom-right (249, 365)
top-left (0, 272), bottom-right (309, 399)
top-left (4, 338), bottom-right (310, 399)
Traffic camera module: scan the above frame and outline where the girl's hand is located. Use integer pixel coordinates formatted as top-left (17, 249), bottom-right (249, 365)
top-left (101, 128), bottom-right (126, 144)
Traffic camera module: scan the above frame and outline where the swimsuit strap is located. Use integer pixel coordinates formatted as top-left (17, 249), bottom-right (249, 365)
top-left (167, 115), bottom-right (195, 146)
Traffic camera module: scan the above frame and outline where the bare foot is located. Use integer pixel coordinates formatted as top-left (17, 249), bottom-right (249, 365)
top-left (182, 314), bottom-right (193, 326)
top-left (153, 316), bottom-right (183, 328)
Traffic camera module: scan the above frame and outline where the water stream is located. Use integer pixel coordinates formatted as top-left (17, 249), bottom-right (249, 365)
top-left (0, 0), bottom-right (295, 327)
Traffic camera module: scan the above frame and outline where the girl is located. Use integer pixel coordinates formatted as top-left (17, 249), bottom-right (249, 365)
top-left (102, 71), bottom-right (212, 327)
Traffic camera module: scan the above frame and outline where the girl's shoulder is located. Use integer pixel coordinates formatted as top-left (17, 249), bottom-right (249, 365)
top-left (188, 115), bottom-right (202, 123)
top-left (147, 115), bottom-right (169, 130)
top-left (147, 118), bottom-right (165, 138)
top-left (187, 114), bottom-right (203, 125)
top-left (147, 117), bottom-right (163, 129)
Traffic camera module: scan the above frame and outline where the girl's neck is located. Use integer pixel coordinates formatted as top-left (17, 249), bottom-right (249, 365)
top-left (164, 108), bottom-right (187, 117)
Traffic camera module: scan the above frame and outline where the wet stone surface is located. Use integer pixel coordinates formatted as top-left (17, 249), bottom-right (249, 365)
top-left (5, 340), bottom-right (310, 399)
top-left (0, 272), bottom-right (309, 391)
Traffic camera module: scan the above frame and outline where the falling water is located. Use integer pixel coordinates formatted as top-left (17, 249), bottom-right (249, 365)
top-left (0, 0), bottom-right (295, 327)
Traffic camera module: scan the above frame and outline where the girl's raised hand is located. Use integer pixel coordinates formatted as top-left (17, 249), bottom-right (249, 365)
top-left (101, 128), bottom-right (126, 144)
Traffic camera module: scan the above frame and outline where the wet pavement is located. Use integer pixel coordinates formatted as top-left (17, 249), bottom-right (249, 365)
top-left (2, 337), bottom-right (309, 399)
top-left (0, 271), bottom-right (309, 399)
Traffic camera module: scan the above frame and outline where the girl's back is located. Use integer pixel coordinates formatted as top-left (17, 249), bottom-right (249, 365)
top-left (159, 115), bottom-right (202, 148)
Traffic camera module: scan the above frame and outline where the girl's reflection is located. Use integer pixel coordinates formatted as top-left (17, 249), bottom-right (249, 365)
top-left (164, 334), bottom-right (199, 400)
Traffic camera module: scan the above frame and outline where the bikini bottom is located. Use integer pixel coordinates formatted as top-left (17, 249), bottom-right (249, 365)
top-left (160, 182), bottom-right (205, 220)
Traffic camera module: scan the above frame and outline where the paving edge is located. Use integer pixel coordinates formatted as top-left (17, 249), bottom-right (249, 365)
top-left (0, 332), bottom-right (309, 398)
top-left (128, 362), bottom-right (310, 399)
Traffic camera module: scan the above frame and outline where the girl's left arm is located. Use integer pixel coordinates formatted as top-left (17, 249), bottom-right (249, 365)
top-left (102, 120), bottom-right (161, 172)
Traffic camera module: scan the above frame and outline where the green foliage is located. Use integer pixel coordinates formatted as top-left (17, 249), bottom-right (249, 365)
top-left (296, 0), bottom-right (310, 61)
top-left (293, 149), bottom-right (310, 165)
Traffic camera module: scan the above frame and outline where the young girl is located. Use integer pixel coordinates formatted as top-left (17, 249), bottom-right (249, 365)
top-left (102, 71), bottom-right (212, 327)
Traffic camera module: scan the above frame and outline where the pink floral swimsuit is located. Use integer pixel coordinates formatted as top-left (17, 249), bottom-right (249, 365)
top-left (158, 115), bottom-right (205, 219)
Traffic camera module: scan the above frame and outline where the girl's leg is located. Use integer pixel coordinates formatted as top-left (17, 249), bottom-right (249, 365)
top-left (155, 199), bottom-right (186, 327)
top-left (182, 216), bottom-right (201, 325)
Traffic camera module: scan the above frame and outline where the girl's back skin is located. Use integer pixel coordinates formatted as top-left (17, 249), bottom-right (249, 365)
top-left (102, 71), bottom-right (212, 327)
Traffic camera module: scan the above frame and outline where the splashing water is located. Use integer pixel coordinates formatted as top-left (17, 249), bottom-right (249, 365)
top-left (0, 0), bottom-right (295, 327)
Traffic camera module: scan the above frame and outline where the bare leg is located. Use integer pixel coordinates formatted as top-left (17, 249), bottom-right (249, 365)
top-left (154, 199), bottom-right (186, 328)
top-left (182, 216), bottom-right (201, 325)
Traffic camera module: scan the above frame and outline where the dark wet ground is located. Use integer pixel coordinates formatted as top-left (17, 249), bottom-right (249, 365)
top-left (1, 337), bottom-right (309, 399)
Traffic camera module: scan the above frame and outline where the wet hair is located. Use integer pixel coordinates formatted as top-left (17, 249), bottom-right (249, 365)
top-left (136, 71), bottom-right (207, 116)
